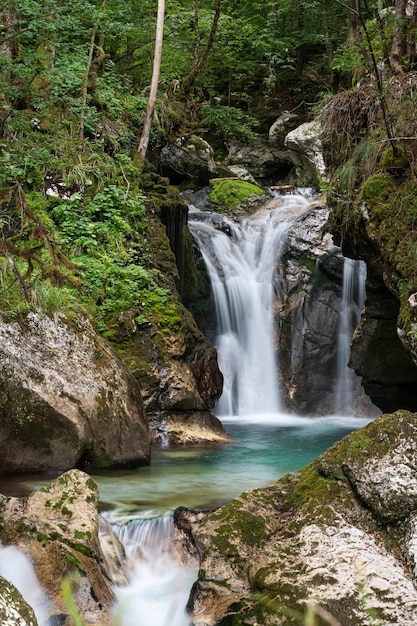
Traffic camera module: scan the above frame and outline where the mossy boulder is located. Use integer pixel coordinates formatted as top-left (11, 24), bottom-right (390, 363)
top-left (0, 470), bottom-right (118, 624)
top-left (319, 410), bottom-right (417, 521)
top-left (190, 411), bottom-right (417, 625)
top-left (0, 312), bottom-right (150, 472)
top-left (207, 179), bottom-right (267, 212)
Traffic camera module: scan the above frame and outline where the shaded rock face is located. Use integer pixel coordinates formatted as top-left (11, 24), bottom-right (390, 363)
top-left (0, 313), bottom-right (150, 473)
top-left (190, 410), bottom-right (417, 626)
top-left (275, 204), bottom-right (378, 416)
top-left (349, 275), bottom-right (417, 413)
top-left (157, 136), bottom-right (233, 186)
top-left (0, 470), bottom-right (115, 625)
top-left (225, 136), bottom-right (293, 181)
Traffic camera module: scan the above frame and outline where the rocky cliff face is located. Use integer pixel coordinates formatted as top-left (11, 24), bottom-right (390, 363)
top-left (321, 79), bottom-right (417, 412)
top-left (97, 187), bottom-right (225, 446)
top-left (272, 199), bottom-right (378, 416)
top-left (0, 313), bottom-right (150, 473)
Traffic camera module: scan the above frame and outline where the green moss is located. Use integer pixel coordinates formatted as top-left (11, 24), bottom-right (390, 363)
top-left (204, 499), bottom-right (267, 559)
top-left (380, 146), bottom-right (409, 172)
top-left (65, 551), bottom-right (83, 572)
top-left (360, 173), bottom-right (395, 214)
top-left (285, 461), bottom-right (344, 511)
top-left (321, 412), bottom-right (401, 475)
top-left (208, 179), bottom-right (265, 210)
top-left (86, 477), bottom-right (98, 492)
top-left (187, 135), bottom-right (208, 150)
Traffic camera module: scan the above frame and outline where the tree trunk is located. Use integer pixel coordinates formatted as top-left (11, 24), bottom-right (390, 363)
top-left (179, 0), bottom-right (221, 100)
top-left (391, 0), bottom-right (407, 73)
top-left (407, 1), bottom-right (417, 66)
top-left (348, 0), bottom-right (369, 64)
top-left (79, 0), bottom-right (107, 145)
top-left (137, 0), bottom-right (165, 159)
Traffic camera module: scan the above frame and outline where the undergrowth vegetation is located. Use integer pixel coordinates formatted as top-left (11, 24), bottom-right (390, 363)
top-left (322, 73), bottom-right (417, 305)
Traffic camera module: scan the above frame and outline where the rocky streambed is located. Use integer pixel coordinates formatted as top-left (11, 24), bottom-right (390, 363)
top-left (2, 410), bottom-right (417, 625)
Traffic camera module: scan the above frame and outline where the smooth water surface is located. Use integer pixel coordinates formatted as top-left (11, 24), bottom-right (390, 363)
top-left (0, 415), bottom-right (371, 516)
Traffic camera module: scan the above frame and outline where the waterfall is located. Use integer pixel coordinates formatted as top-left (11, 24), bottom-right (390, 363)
top-left (112, 516), bottom-right (198, 626)
top-left (335, 258), bottom-right (366, 415)
top-left (0, 542), bottom-right (51, 625)
top-left (189, 194), bottom-right (312, 417)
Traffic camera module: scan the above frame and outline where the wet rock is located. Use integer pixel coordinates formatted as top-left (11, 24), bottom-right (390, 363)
top-left (149, 411), bottom-right (230, 445)
top-left (275, 205), bottom-right (377, 416)
top-left (0, 576), bottom-right (39, 626)
top-left (0, 313), bottom-right (150, 472)
top-left (0, 470), bottom-right (116, 625)
top-left (190, 411), bottom-right (417, 625)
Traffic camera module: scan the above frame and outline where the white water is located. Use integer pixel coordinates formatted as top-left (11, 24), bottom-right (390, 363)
top-left (0, 192), bottom-right (373, 626)
top-left (189, 195), bottom-right (314, 416)
top-left (112, 516), bottom-right (197, 626)
top-left (0, 543), bottom-right (51, 625)
top-left (335, 258), bottom-right (367, 414)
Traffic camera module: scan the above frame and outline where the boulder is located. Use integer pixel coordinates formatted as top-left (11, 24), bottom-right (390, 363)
top-left (226, 136), bottom-right (293, 181)
top-left (269, 111), bottom-right (300, 148)
top-left (0, 313), bottom-right (150, 472)
top-left (190, 411), bottom-right (417, 625)
top-left (158, 136), bottom-right (233, 186)
top-left (149, 411), bottom-right (230, 445)
top-left (284, 120), bottom-right (328, 187)
top-left (0, 469), bottom-right (118, 625)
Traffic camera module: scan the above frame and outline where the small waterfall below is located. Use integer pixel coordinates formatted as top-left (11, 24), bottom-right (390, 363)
top-left (0, 542), bottom-right (51, 625)
top-left (335, 258), bottom-right (367, 415)
top-left (112, 516), bottom-right (198, 626)
top-left (189, 195), bottom-right (313, 417)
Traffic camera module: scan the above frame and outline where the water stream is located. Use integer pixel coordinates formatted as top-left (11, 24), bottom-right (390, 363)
top-left (0, 191), bottom-right (374, 625)
top-left (335, 258), bottom-right (367, 414)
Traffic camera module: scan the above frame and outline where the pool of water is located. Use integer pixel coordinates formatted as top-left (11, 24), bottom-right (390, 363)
top-left (0, 414), bottom-right (371, 517)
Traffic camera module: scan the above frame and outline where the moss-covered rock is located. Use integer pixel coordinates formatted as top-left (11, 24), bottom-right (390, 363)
top-left (0, 576), bottom-right (38, 626)
top-left (191, 411), bottom-right (417, 625)
top-left (0, 312), bottom-right (150, 472)
top-left (207, 179), bottom-right (266, 212)
top-left (0, 470), bottom-right (116, 624)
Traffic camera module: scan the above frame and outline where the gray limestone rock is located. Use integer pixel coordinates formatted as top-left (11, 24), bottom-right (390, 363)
top-left (0, 312), bottom-right (150, 472)
top-left (190, 411), bottom-right (417, 625)
top-left (284, 120), bottom-right (328, 187)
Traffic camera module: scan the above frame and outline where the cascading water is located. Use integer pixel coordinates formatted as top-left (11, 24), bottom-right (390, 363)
top-left (111, 515), bottom-right (198, 626)
top-left (189, 194), bottom-right (314, 417)
top-left (335, 258), bottom-right (367, 415)
top-left (0, 542), bottom-right (51, 625)
top-left (0, 191), bottom-right (377, 626)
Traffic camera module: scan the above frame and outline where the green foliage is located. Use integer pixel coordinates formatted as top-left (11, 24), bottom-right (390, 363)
top-left (199, 105), bottom-right (258, 140)
top-left (61, 574), bottom-right (85, 626)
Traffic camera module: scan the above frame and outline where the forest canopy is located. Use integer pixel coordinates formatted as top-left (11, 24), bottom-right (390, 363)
top-left (1, 0), bottom-right (416, 322)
